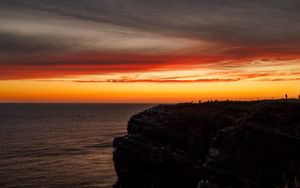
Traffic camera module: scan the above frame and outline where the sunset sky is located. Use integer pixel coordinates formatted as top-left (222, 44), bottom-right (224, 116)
top-left (0, 0), bottom-right (300, 103)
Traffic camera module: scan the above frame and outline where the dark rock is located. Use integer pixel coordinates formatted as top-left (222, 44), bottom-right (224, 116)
top-left (113, 100), bottom-right (300, 188)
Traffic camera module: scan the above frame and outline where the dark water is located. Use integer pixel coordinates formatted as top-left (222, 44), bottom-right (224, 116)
top-left (0, 103), bottom-right (153, 188)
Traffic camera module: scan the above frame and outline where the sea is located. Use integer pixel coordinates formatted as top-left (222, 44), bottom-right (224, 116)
top-left (0, 103), bottom-right (154, 188)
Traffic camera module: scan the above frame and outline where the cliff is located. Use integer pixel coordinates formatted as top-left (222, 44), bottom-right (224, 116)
top-left (113, 100), bottom-right (300, 188)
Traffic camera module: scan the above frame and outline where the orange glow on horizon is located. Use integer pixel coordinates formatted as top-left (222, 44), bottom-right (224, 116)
top-left (1, 78), bottom-right (299, 103)
top-left (1, 47), bottom-right (300, 103)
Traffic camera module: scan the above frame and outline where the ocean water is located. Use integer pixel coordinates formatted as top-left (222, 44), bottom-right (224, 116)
top-left (0, 103), bottom-right (153, 188)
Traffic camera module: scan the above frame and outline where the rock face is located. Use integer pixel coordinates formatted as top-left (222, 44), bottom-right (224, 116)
top-left (113, 100), bottom-right (300, 188)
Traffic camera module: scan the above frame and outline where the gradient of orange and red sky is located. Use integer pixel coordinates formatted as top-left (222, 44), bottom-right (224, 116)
top-left (0, 0), bottom-right (300, 103)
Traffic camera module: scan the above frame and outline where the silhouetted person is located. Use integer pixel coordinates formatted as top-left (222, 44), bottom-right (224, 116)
top-left (285, 94), bottom-right (288, 100)
top-left (197, 180), bottom-right (218, 188)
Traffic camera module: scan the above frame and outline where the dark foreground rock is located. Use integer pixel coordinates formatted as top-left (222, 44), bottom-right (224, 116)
top-left (113, 100), bottom-right (300, 188)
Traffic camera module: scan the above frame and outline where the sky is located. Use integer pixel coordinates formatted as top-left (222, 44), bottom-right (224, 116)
top-left (0, 0), bottom-right (300, 103)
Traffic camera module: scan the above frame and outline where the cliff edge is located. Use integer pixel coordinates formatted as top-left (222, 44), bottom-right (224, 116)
top-left (113, 100), bottom-right (300, 188)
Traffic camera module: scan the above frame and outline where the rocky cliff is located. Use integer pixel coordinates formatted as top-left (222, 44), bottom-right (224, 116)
top-left (113, 100), bottom-right (300, 188)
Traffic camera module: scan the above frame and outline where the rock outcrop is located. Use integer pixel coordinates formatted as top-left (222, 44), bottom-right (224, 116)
top-left (113, 100), bottom-right (300, 188)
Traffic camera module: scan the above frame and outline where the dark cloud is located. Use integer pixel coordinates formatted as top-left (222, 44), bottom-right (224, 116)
top-left (0, 32), bottom-right (73, 54)
top-left (1, 0), bottom-right (300, 43)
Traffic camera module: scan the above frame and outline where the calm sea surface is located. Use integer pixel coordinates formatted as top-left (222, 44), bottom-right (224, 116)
top-left (0, 103), bottom-right (153, 188)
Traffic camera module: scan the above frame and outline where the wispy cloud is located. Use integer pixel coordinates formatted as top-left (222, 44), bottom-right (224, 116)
top-left (258, 78), bottom-right (300, 82)
top-left (73, 78), bottom-right (241, 83)
top-left (29, 68), bottom-right (300, 84)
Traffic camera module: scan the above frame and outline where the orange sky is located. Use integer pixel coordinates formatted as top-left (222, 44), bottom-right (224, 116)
top-left (1, 1), bottom-right (300, 103)
top-left (0, 80), bottom-right (299, 103)
top-left (1, 63), bottom-right (299, 103)
top-left (1, 45), bottom-right (300, 103)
